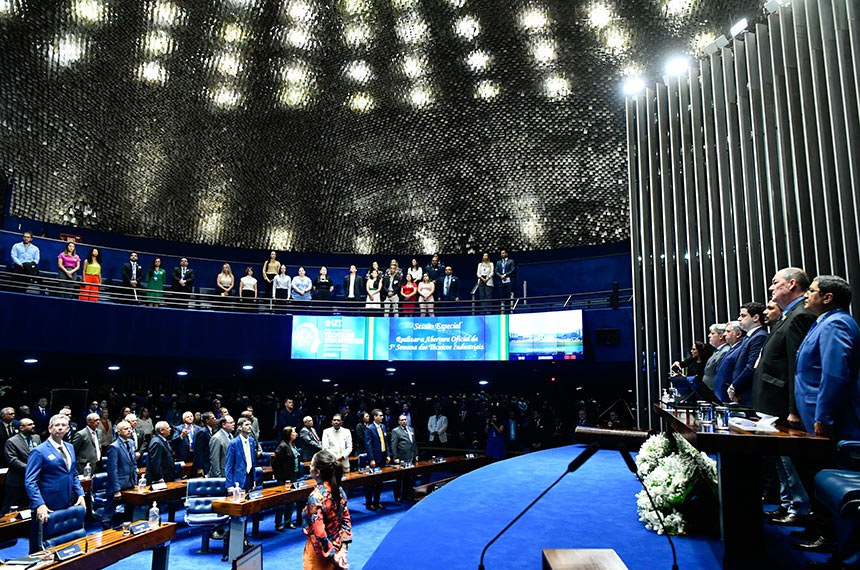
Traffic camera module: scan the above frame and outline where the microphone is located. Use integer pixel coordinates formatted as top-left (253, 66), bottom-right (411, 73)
top-left (478, 443), bottom-right (599, 570)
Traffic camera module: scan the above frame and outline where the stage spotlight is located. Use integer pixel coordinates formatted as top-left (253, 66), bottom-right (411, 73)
top-left (664, 56), bottom-right (689, 76)
top-left (730, 18), bottom-right (748, 37)
top-left (622, 77), bottom-right (645, 95)
top-left (108, 365), bottom-right (120, 371)
top-left (242, 364), bottom-right (254, 370)
top-left (703, 35), bottom-right (729, 55)
top-left (23, 358), bottom-right (38, 364)
top-left (176, 370), bottom-right (188, 376)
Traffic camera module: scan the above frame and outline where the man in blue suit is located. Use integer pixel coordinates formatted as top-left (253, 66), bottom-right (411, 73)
top-left (24, 414), bottom-right (85, 553)
top-left (713, 321), bottom-right (745, 402)
top-left (792, 276), bottom-right (860, 557)
top-left (363, 409), bottom-right (390, 511)
top-left (225, 417), bottom-right (257, 491)
top-left (728, 302), bottom-right (768, 406)
top-left (102, 420), bottom-right (138, 529)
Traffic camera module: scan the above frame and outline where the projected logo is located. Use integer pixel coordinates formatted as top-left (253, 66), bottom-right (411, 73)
top-left (291, 316), bottom-right (367, 360)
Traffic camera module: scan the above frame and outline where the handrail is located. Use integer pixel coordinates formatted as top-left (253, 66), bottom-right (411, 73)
top-left (0, 269), bottom-right (632, 316)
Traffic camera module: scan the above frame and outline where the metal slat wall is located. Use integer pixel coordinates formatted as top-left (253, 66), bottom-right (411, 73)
top-left (627, 0), bottom-right (860, 428)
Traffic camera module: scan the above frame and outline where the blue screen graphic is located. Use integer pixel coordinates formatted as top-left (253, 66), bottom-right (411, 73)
top-left (508, 311), bottom-right (584, 360)
top-left (291, 316), bottom-right (367, 360)
top-left (370, 315), bottom-right (507, 361)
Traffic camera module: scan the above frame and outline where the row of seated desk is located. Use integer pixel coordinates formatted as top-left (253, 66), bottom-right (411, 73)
top-left (655, 403), bottom-right (832, 570)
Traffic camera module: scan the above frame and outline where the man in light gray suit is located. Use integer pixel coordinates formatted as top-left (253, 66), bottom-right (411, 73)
top-left (390, 415), bottom-right (418, 503)
top-left (702, 323), bottom-right (730, 391)
top-left (3, 418), bottom-right (40, 513)
top-left (72, 413), bottom-right (102, 474)
top-left (208, 415), bottom-right (234, 478)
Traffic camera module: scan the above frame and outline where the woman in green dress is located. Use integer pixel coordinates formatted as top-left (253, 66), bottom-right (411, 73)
top-left (147, 257), bottom-right (166, 306)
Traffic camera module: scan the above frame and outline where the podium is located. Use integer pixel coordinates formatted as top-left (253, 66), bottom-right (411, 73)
top-left (542, 549), bottom-right (628, 570)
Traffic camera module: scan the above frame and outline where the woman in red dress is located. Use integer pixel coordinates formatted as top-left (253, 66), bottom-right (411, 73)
top-left (400, 273), bottom-right (417, 315)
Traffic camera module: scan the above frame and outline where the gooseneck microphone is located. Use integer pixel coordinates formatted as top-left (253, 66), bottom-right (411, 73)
top-left (477, 443), bottom-right (599, 570)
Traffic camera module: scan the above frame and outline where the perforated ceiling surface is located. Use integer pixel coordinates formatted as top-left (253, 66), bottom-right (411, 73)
top-left (0, 0), bottom-right (764, 254)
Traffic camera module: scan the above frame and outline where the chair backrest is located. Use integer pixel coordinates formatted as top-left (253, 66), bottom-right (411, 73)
top-left (254, 467), bottom-right (264, 486)
top-left (174, 461), bottom-right (183, 477)
top-left (186, 477), bottom-right (227, 498)
top-left (138, 451), bottom-right (148, 468)
top-left (259, 440), bottom-right (278, 453)
top-left (41, 505), bottom-right (86, 549)
top-left (90, 472), bottom-right (108, 495)
top-left (358, 453), bottom-right (368, 468)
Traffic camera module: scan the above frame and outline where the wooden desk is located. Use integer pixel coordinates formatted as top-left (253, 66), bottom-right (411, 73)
top-left (213, 455), bottom-right (488, 562)
top-left (656, 404), bottom-right (833, 569)
top-left (542, 549), bottom-right (628, 570)
top-left (0, 511), bottom-right (30, 544)
top-left (0, 522), bottom-right (176, 570)
top-left (121, 482), bottom-right (188, 521)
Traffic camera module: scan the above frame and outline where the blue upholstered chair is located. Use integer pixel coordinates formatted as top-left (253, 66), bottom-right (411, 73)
top-left (89, 472), bottom-right (109, 522)
top-left (259, 440), bottom-right (278, 453)
top-left (184, 477), bottom-right (229, 553)
top-left (40, 505), bottom-right (86, 550)
top-left (814, 440), bottom-right (860, 569)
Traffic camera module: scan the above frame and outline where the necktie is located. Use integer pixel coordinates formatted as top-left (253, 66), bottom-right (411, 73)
top-left (407, 428), bottom-right (413, 443)
top-left (243, 437), bottom-right (251, 473)
top-left (57, 444), bottom-right (70, 470)
top-left (125, 440), bottom-right (133, 459)
top-left (132, 262), bottom-right (137, 277)
top-left (445, 276), bottom-right (450, 294)
top-left (377, 424), bottom-right (386, 452)
top-left (311, 429), bottom-right (320, 444)
top-left (6, 424), bottom-right (11, 437)
top-left (182, 268), bottom-right (186, 279)
top-left (92, 429), bottom-right (101, 461)
top-left (26, 436), bottom-right (34, 450)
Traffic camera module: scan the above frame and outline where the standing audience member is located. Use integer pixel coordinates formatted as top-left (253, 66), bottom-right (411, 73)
top-left (56, 241), bottom-right (80, 298)
top-left (302, 450), bottom-right (351, 569)
top-left (0, 407), bottom-right (19, 468)
top-left (209, 415), bottom-right (234, 478)
top-left (728, 302), bottom-right (768, 405)
top-left (418, 274), bottom-right (435, 316)
top-left (78, 248), bottom-right (102, 302)
top-left (121, 251), bottom-right (145, 302)
top-left (11, 231), bottom-right (40, 278)
top-left (427, 404), bottom-right (448, 446)
top-left (424, 254), bottom-right (443, 288)
top-left (382, 262), bottom-right (403, 316)
top-left (72, 413), bottom-right (102, 475)
top-left (322, 415), bottom-right (352, 474)
top-left (713, 321), bottom-right (745, 402)
top-left (171, 257), bottom-right (195, 307)
top-left (102, 420), bottom-right (138, 529)
top-left (147, 421), bottom-right (176, 483)
top-left (363, 409), bottom-right (390, 510)
top-left (314, 267), bottom-right (334, 302)
top-left (390, 415), bottom-right (418, 503)
top-left (476, 253), bottom-right (494, 310)
top-left (354, 412), bottom-right (370, 456)
top-left (3, 418), bottom-right (39, 513)
top-left (400, 274), bottom-right (417, 315)
top-left (262, 251), bottom-right (281, 299)
top-left (147, 258), bottom-right (166, 306)
top-left (194, 412), bottom-right (216, 477)
top-left (273, 427), bottom-right (303, 531)
top-left (407, 259), bottom-right (423, 284)
top-left (485, 413), bottom-right (506, 459)
top-left (273, 265), bottom-right (291, 304)
top-left (291, 267), bottom-right (313, 302)
top-left (24, 414), bottom-right (85, 553)
top-left (216, 263), bottom-right (235, 297)
top-left (702, 323), bottom-right (730, 391)
top-left (300, 416), bottom-right (323, 462)
top-left (277, 398), bottom-right (302, 437)
top-left (439, 266), bottom-right (460, 304)
top-left (238, 267), bottom-right (258, 309)
top-left (365, 270), bottom-right (382, 312)
top-left (495, 249), bottom-right (516, 312)
top-left (225, 417), bottom-right (257, 492)
top-left (342, 265), bottom-right (363, 312)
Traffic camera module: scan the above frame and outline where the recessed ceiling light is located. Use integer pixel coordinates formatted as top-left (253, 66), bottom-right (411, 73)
top-left (176, 370), bottom-right (188, 376)
top-left (385, 367), bottom-right (396, 373)
top-left (478, 380), bottom-right (489, 385)
top-left (322, 378), bottom-right (331, 383)
top-left (23, 358), bottom-right (38, 364)
top-left (242, 364), bottom-right (254, 370)
top-left (108, 365), bottom-right (120, 371)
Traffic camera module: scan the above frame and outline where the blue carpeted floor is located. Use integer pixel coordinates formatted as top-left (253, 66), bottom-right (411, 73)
top-left (1, 447), bottom-right (834, 569)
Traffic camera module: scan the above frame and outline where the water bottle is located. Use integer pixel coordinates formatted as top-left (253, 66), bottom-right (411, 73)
top-left (148, 501), bottom-right (159, 526)
top-left (232, 482), bottom-right (241, 501)
top-left (138, 475), bottom-right (146, 492)
top-left (83, 463), bottom-right (92, 479)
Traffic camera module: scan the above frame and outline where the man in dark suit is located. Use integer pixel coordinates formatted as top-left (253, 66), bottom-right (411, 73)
top-left (171, 410), bottom-right (197, 463)
top-left (342, 265), bottom-right (365, 312)
top-left (71, 413), bottom-right (102, 475)
top-left (24, 414), bottom-right (85, 553)
top-left (3, 417), bottom-right (39, 513)
top-left (363, 409), bottom-right (390, 510)
top-left (751, 268), bottom-right (816, 526)
top-left (209, 415), bottom-right (234, 478)
top-left (713, 321), bottom-right (745, 402)
top-left (438, 266), bottom-right (460, 302)
top-left (171, 257), bottom-right (195, 306)
top-left (0, 407), bottom-right (19, 468)
top-left (424, 254), bottom-right (444, 287)
top-left (728, 302), bottom-right (768, 406)
top-left (194, 412), bottom-right (216, 477)
top-left (147, 421), bottom-right (176, 483)
top-left (494, 249), bottom-right (516, 312)
top-left (121, 251), bottom-right (145, 303)
top-left (101, 420), bottom-right (138, 529)
top-left (31, 398), bottom-right (50, 439)
top-left (299, 416), bottom-right (323, 462)
top-left (275, 398), bottom-right (301, 437)
top-left (225, 418), bottom-right (257, 491)
top-left (381, 262), bottom-right (404, 316)
top-left (390, 415), bottom-right (418, 503)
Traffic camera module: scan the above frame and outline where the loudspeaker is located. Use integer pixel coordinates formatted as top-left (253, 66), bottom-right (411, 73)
top-left (595, 328), bottom-right (620, 345)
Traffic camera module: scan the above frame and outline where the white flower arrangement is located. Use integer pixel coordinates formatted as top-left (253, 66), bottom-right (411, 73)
top-left (634, 433), bottom-right (718, 535)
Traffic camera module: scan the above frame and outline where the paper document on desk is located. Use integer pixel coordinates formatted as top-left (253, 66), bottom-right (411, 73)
top-left (729, 413), bottom-right (779, 433)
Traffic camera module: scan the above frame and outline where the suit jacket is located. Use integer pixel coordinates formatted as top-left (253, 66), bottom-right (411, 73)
top-left (363, 421), bottom-right (390, 465)
top-left (106, 437), bottom-right (138, 494)
top-left (24, 440), bottom-right (84, 510)
top-left (700, 343), bottom-right (730, 390)
top-left (31, 407), bottom-right (51, 435)
top-left (494, 258), bottom-right (517, 284)
top-left (299, 426), bottom-right (322, 461)
top-left (272, 441), bottom-right (301, 483)
top-left (193, 427), bottom-right (213, 475)
top-left (0, 421), bottom-right (19, 468)
top-left (208, 429), bottom-right (232, 478)
top-left (342, 274), bottom-right (365, 300)
top-left (713, 343), bottom-right (743, 402)
top-left (146, 434), bottom-right (175, 483)
top-left (5, 433), bottom-right (40, 488)
top-left (171, 423), bottom-right (197, 463)
top-left (381, 273), bottom-right (404, 298)
top-left (427, 414), bottom-right (449, 443)
top-left (171, 266), bottom-right (195, 292)
top-left (225, 435), bottom-right (257, 490)
top-left (439, 275), bottom-right (460, 301)
top-left (71, 426), bottom-right (101, 474)
top-left (795, 309), bottom-right (860, 439)
top-left (730, 327), bottom-right (769, 405)
top-left (424, 263), bottom-right (444, 284)
top-left (390, 426), bottom-right (418, 462)
top-left (121, 261), bottom-right (144, 287)
top-left (752, 300), bottom-right (816, 418)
